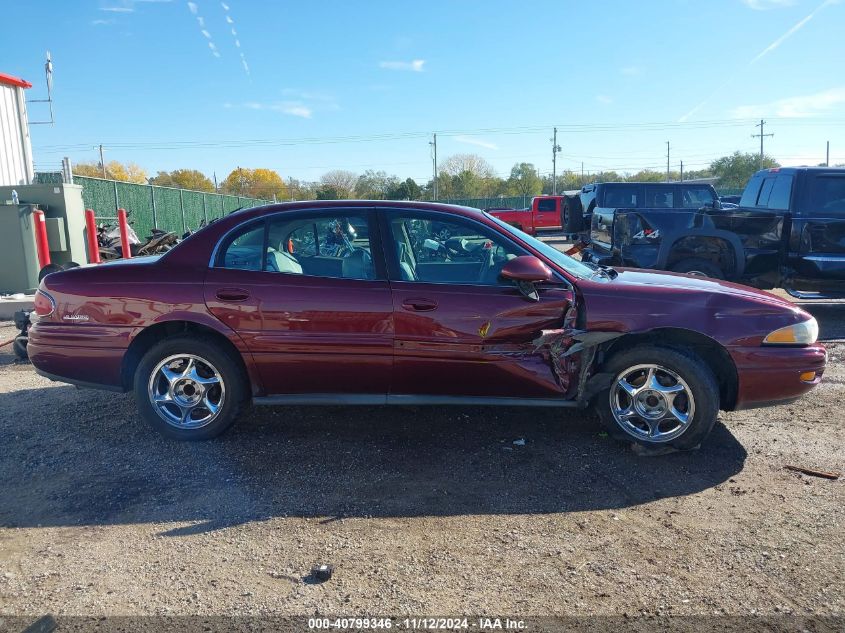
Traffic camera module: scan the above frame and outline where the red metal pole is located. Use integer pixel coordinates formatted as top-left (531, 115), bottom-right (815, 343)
top-left (33, 209), bottom-right (51, 268)
top-left (84, 208), bottom-right (101, 264)
top-left (117, 208), bottom-right (132, 259)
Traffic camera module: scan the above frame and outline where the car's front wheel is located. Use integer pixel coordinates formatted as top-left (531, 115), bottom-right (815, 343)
top-left (595, 346), bottom-right (719, 450)
top-left (134, 335), bottom-right (248, 440)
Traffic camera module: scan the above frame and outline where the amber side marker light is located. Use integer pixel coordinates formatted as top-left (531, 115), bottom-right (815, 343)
top-left (800, 371), bottom-right (817, 382)
top-left (34, 290), bottom-right (55, 317)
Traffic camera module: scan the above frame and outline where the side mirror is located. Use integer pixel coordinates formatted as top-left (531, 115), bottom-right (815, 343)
top-left (500, 256), bottom-right (554, 301)
top-left (500, 256), bottom-right (553, 283)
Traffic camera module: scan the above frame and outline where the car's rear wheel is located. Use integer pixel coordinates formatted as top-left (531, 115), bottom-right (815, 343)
top-left (670, 258), bottom-right (724, 279)
top-left (134, 335), bottom-right (248, 440)
top-left (595, 346), bottom-right (719, 450)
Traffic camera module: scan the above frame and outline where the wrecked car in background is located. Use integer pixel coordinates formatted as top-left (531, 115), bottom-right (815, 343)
top-left (582, 167), bottom-right (845, 297)
top-left (28, 201), bottom-right (825, 449)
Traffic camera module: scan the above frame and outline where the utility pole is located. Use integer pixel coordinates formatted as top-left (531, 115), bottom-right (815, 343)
top-left (752, 119), bottom-right (773, 169)
top-left (680, 160), bottom-right (684, 182)
top-left (430, 133), bottom-right (438, 201)
top-left (98, 144), bottom-right (106, 178)
top-left (826, 141), bottom-right (830, 167)
top-left (213, 171), bottom-right (218, 192)
top-left (666, 141), bottom-right (670, 182)
top-left (581, 162), bottom-right (584, 182)
top-left (551, 127), bottom-right (561, 195)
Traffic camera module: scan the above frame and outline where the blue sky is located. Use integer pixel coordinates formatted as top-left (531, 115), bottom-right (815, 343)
top-left (3, 0), bottom-right (844, 184)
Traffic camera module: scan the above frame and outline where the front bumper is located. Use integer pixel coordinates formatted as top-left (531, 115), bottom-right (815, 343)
top-left (730, 343), bottom-right (826, 410)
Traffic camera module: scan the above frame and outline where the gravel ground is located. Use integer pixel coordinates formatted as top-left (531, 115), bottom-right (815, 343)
top-left (0, 300), bottom-right (843, 622)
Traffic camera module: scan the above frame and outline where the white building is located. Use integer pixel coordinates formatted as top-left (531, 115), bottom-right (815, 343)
top-left (0, 72), bottom-right (34, 187)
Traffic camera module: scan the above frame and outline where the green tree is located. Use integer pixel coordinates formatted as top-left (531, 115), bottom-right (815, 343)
top-left (149, 169), bottom-right (214, 192)
top-left (221, 168), bottom-right (287, 199)
top-left (506, 162), bottom-right (542, 197)
top-left (388, 178), bottom-right (422, 200)
top-left (710, 152), bottom-right (779, 189)
top-left (320, 170), bottom-right (358, 198)
top-left (355, 170), bottom-right (400, 199)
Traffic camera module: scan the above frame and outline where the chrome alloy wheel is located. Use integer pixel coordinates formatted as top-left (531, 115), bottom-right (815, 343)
top-left (609, 363), bottom-right (695, 443)
top-left (147, 354), bottom-right (225, 429)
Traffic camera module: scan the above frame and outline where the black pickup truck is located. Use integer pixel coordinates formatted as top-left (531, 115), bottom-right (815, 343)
top-left (580, 167), bottom-right (845, 297)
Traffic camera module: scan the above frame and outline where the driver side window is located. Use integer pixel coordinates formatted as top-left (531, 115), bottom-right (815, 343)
top-left (389, 214), bottom-right (522, 285)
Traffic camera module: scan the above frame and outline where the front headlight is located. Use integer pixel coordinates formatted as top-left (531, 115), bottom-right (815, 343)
top-left (762, 317), bottom-right (819, 346)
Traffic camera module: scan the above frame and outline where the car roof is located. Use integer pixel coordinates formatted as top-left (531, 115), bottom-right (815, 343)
top-left (227, 199), bottom-right (488, 221)
top-left (753, 166), bottom-right (845, 176)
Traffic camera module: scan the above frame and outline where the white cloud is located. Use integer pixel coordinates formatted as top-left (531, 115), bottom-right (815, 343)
top-left (454, 135), bottom-right (498, 150)
top-left (680, 0), bottom-right (839, 121)
top-left (187, 1), bottom-right (198, 14)
top-left (731, 86), bottom-right (845, 118)
top-left (100, 6), bottom-right (134, 11)
top-left (620, 65), bottom-right (642, 76)
top-left (596, 94), bottom-right (613, 105)
top-left (92, 18), bottom-right (115, 24)
top-left (242, 101), bottom-right (313, 118)
top-left (741, 0), bottom-right (796, 9)
top-left (379, 59), bottom-right (425, 72)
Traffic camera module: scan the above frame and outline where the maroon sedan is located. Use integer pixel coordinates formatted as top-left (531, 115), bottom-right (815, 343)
top-left (28, 201), bottom-right (825, 448)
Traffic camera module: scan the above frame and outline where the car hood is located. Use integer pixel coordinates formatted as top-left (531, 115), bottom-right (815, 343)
top-left (605, 267), bottom-right (796, 308)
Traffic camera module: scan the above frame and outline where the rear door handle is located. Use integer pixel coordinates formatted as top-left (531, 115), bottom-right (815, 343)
top-left (215, 288), bottom-right (250, 302)
top-left (402, 298), bottom-right (438, 312)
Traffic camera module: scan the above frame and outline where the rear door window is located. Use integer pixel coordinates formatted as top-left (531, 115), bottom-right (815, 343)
top-left (602, 185), bottom-right (639, 208)
top-left (644, 186), bottom-right (675, 209)
top-left (681, 186), bottom-right (716, 208)
top-left (536, 198), bottom-right (556, 212)
top-left (804, 175), bottom-right (845, 216)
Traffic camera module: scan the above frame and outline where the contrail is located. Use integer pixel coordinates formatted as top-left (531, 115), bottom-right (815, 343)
top-left (220, 1), bottom-right (250, 77)
top-left (187, 1), bottom-right (220, 58)
top-left (679, 0), bottom-right (838, 121)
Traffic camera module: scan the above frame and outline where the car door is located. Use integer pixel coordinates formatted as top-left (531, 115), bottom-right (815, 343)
top-left (534, 197), bottom-right (560, 229)
top-left (790, 171), bottom-right (845, 291)
top-left (592, 184), bottom-right (640, 250)
top-left (204, 208), bottom-right (394, 396)
top-left (381, 209), bottom-right (575, 399)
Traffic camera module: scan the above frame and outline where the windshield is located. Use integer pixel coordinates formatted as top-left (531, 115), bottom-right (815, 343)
top-left (485, 213), bottom-right (598, 280)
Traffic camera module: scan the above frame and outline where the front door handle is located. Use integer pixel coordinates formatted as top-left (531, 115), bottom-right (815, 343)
top-left (215, 288), bottom-right (250, 302)
top-left (402, 298), bottom-right (438, 312)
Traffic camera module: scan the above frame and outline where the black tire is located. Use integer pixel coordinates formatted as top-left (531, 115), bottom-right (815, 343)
top-left (670, 258), bottom-right (724, 279)
top-left (561, 197), bottom-right (583, 233)
top-left (595, 346), bottom-right (719, 450)
top-left (134, 335), bottom-right (248, 440)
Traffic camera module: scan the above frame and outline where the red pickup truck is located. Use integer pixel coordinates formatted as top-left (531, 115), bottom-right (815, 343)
top-left (487, 194), bottom-right (578, 235)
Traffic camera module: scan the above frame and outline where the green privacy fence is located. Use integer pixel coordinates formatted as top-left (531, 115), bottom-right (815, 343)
top-left (439, 196), bottom-right (533, 209)
top-left (73, 176), bottom-right (273, 239)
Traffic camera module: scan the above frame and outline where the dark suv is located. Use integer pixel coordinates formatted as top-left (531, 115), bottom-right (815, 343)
top-left (569, 181), bottom-right (718, 234)
top-left (581, 167), bottom-right (845, 296)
